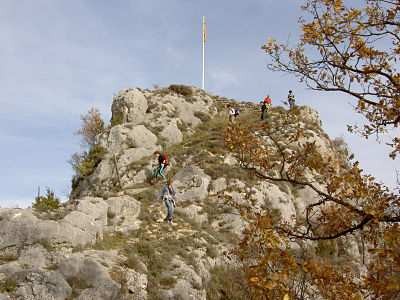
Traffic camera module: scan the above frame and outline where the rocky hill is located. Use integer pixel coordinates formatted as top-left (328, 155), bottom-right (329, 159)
top-left (0, 85), bottom-right (361, 299)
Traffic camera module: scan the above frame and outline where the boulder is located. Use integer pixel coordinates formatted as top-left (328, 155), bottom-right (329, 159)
top-left (106, 196), bottom-right (141, 232)
top-left (14, 270), bottom-right (71, 300)
top-left (58, 254), bottom-right (120, 299)
top-left (105, 124), bottom-right (157, 154)
top-left (0, 198), bottom-right (108, 250)
top-left (160, 119), bottom-right (183, 146)
top-left (117, 148), bottom-right (154, 170)
top-left (76, 197), bottom-right (109, 227)
top-left (125, 269), bottom-right (147, 299)
top-left (251, 182), bottom-right (296, 224)
top-left (210, 177), bottom-right (227, 195)
top-left (175, 204), bottom-right (208, 225)
top-left (125, 125), bottom-right (158, 149)
top-left (173, 166), bottom-right (211, 203)
top-left (111, 89), bottom-right (148, 125)
top-left (18, 245), bottom-right (49, 270)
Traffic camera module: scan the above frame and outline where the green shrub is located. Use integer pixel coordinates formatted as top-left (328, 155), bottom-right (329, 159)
top-left (159, 275), bottom-right (177, 288)
top-left (0, 278), bottom-right (17, 293)
top-left (111, 112), bottom-right (124, 127)
top-left (194, 111), bottom-right (211, 123)
top-left (33, 188), bottom-right (60, 212)
top-left (168, 84), bottom-right (193, 97)
top-left (71, 144), bottom-right (107, 177)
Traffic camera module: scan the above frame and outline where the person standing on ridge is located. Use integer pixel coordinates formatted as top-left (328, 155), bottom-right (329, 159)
top-left (261, 95), bottom-right (272, 120)
top-left (160, 178), bottom-right (176, 224)
top-left (228, 104), bottom-right (236, 123)
top-left (288, 90), bottom-right (295, 110)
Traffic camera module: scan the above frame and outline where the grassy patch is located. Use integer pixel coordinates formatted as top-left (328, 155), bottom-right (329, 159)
top-left (92, 232), bottom-right (127, 251)
top-left (0, 253), bottom-right (18, 264)
top-left (123, 252), bottom-right (146, 273)
top-left (194, 111), bottom-right (211, 123)
top-left (0, 277), bottom-right (17, 293)
top-left (159, 275), bottom-right (177, 288)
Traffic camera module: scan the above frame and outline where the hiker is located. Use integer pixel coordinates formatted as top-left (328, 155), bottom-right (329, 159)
top-left (261, 95), bottom-right (272, 120)
top-left (151, 151), bottom-right (169, 182)
top-left (160, 178), bottom-right (176, 224)
top-left (228, 104), bottom-right (236, 123)
top-left (288, 90), bottom-right (295, 110)
top-left (234, 107), bottom-right (240, 119)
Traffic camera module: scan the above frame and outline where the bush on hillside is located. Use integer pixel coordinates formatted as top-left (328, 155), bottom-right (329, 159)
top-left (33, 188), bottom-right (60, 212)
top-left (168, 84), bottom-right (193, 97)
top-left (70, 144), bottom-right (107, 177)
top-left (76, 107), bottom-right (105, 147)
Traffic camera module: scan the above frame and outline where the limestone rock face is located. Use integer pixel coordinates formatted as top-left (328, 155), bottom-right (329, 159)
top-left (173, 166), bottom-right (211, 203)
top-left (160, 119), bottom-right (183, 146)
top-left (14, 270), bottom-right (71, 300)
top-left (0, 197), bottom-right (108, 250)
top-left (210, 177), bottom-right (227, 195)
top-left (106, 195), bottom-right (141, 232)
top-left (125, 269), bottom-right (148, 300)
top-left (58, 254), bottom-right (120, 300)
top-left (251, 182), bottom-right (297, 224)
top-left (111, 89), bottom-right (148, 125)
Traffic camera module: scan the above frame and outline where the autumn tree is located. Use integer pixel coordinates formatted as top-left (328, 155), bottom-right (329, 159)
top-left (225, 107), bottom-right (400, 299)
top-left (76, 107), bottom-right (105, 147)
top-left (263, 0), bottom-right (400, 159)
top-left (70, 108), bottom-right (106, 180)
top-left (225, 1), bottom-right (400, 297)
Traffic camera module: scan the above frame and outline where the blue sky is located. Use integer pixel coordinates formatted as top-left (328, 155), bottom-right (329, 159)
top-left (0, 0), bottom-right (398, 207)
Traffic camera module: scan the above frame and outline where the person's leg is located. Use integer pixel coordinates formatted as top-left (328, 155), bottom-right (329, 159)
top-left (261, 110), bottom-right (264, 120)
top-left (165, 199), bottom-right (173, 221)
top-left (158, 164), bottom-right (166, 180)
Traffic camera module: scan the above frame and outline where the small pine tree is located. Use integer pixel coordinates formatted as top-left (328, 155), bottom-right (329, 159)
top-left (33, 188), bottom-right (60, 212)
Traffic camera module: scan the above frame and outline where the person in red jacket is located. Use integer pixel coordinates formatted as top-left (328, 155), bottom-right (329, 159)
top-left (261, 95), bottom-right (272, 120)
top-left (150, 151), bottom-right (169, 183)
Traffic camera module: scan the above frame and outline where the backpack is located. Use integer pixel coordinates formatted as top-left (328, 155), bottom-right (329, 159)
top-left (264, 97), bottom-right (272, 105)
top-left (159, 153), bottom-right (169, 166)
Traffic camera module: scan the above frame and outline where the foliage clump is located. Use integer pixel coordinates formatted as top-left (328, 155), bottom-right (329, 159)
top-left (263, 0), bottom-right (400, 159)
top-left (0, 278), bottom-right (17, 293)
top-left (168, 84), bottom-right (193, 97)
top-left (76, 108), bottom-right (104, 147)
top-left (70, 107), bottom-right (107, 190)
top-left (32, 188), bottom-right (60, 212)
top-left (110, 111), bottom-right (124, 127)
top-left (70, 144), bottom-right (106, 177)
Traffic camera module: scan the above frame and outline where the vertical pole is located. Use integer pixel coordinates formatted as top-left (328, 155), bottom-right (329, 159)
top-left (202, 16), bottom-right (206, 90)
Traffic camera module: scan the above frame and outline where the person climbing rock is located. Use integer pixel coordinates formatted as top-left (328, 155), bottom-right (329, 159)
top-left (228, 104), bottom-right (236, 123)
top-left (288, 90), bottom-right (295, 110)
top-left (160, 178), bottom-right (176, 224)
top-left (261, 95), bottom-right (272, 120)
top-left (151, 151), bottom-right (169, 183)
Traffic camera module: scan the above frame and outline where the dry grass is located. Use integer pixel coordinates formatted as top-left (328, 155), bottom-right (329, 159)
top-left (205, 265), bottom-right (251, 300)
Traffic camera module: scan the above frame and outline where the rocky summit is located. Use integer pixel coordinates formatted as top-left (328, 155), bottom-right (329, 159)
top-left (0, 85), bottom-right (360, 299)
